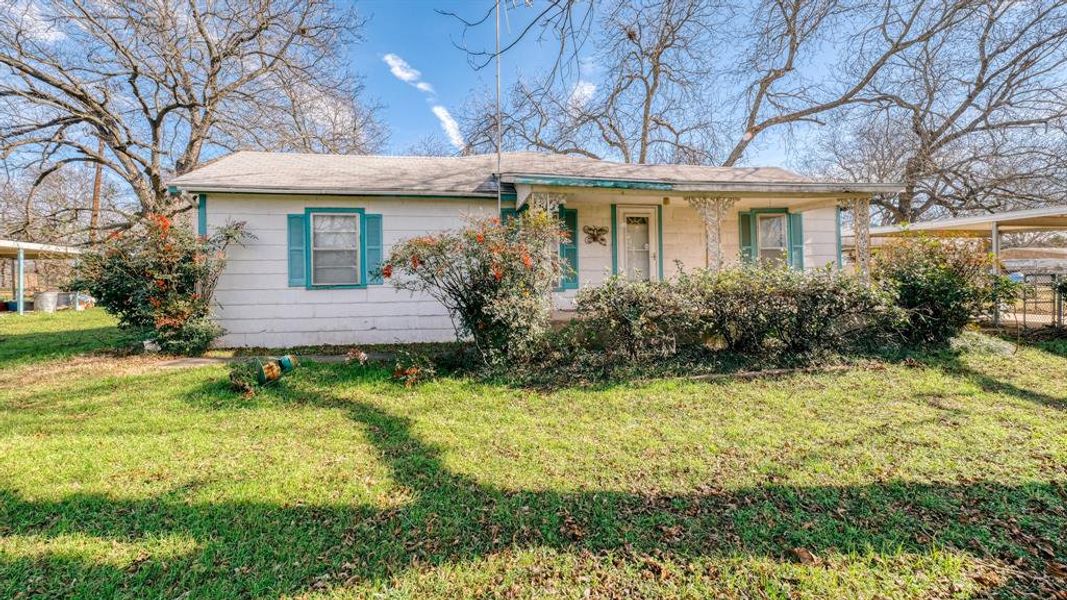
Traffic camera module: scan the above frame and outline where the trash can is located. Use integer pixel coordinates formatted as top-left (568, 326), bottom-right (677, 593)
top-left (34, 291), bottom-right (59, 313)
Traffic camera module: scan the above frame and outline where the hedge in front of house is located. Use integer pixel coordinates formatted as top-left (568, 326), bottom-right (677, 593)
top-left (574, 266), bottom-right (896, 363)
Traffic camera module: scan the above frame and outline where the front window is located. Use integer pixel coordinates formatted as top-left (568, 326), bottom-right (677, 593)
top-left (311, 213), bottom-right (360, 286)
top-left (757, 214), bottom-right (788, 266)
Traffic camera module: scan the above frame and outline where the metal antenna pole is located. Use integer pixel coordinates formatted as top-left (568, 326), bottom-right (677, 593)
top-left (495, 0), bottom-right (502, 214)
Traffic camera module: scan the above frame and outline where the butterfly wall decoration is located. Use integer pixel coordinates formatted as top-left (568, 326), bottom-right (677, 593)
top-left (582, 225), bottom-right (609, 245)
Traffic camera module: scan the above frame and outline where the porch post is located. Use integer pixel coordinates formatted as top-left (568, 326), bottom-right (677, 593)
top-left (526, 192), bottom-right (571, 287)
top-left (846, 197), bottom-right (872, 282)
top-left (16, 247), bottom-right (25, 315)
top-left (688, 196), bottom-right (738, 271)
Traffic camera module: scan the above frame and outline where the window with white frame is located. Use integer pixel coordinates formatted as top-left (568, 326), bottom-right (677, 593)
top-left (756, 213), bottom-right (788, 266)
top-left (310, 213), bottom-right (361, 286)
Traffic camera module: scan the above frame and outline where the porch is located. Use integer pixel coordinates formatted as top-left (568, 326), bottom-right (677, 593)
top-left (500, 176), bottom-right (899, 305)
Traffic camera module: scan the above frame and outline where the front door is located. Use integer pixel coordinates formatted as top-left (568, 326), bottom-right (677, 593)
top-left (617, 206), bottom-right (658, 281)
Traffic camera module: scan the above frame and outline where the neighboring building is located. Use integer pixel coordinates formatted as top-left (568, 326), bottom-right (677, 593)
top-left (168, 151), bottom-right (897, 347)
top-left (1000, 247), bottom-right (1067, 274)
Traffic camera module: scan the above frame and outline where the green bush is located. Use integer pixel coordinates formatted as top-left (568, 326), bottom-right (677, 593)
top-left (68, 213), bottom-right (248, 355)
top-left (572, 267), bottom-right (894, 363)
top-left (158, 317), bottom-right (224, 356)
top-left (383, 212), bottom-right (568, 364)
top-left (573, 275), bottom-right (686, 361)
top-left (392, 350), bottom-right (437, 387)
top-left (678, 266), bottom-right (897, 356)
top-left (229, 359), bottom-right (261, 397)
top-left (871, 236), bottom-right (1018, 345)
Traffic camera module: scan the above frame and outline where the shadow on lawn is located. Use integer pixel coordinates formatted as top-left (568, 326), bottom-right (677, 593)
top-left (0, 326), bottom-right (125, 368)
top-left (2, 378), bottom-right (1065, 597)
top-left (907, 346), bottom-right (1067, 412)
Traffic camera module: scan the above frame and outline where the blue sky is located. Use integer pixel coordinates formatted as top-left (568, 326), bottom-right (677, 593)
top-left (350, 0), bottom-right (551, 155)
top-left (349, 0), bottom-right (792, 165)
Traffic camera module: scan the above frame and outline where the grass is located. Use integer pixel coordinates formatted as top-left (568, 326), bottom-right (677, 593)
top-left (1, 311), bottom-right (1065, 598)
top-left (0, 309), bottom-right (126, 368)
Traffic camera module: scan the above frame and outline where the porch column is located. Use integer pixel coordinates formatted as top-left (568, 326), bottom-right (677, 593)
top-left (526, 192), bottom-right (571, 287)
top-left (16, 247), bottom-right (24, 315)
top-left (687, 196), bottom-right (738, 271)
top-left (844, 197), bottom-right (872, 282)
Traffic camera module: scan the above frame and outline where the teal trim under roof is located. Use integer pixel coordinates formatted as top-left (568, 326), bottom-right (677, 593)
top-left (511, 175), bottom-right (673, 191)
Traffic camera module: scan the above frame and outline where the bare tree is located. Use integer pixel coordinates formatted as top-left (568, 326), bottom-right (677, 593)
top-left (1, 162), bottom-right (124, 290)
top-left (0, 0), bottom-right (383, 223)
top-left (803, 0), bottom-right (1067, 223)
top-left (403, 134), bottom-right (458, 157)
top-left (460, 0), bottom-right (725, 164)
top-left (451, 0), bottom-right (975, 167)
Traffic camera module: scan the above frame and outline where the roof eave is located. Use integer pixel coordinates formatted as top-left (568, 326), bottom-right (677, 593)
top-left (503, 173), bottom-right (902, 195)
top-left (167, 183), bottom-right (498, 198)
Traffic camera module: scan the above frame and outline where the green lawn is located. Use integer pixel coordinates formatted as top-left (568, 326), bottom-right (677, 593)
top-left (1, 311), bottom-right (1065, 598)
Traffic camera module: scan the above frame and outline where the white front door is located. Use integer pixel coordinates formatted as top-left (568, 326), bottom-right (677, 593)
top-left (617, 206), bottom-right (658, 281)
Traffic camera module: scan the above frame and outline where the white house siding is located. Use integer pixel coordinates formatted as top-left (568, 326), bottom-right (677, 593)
top-left (206, 193), bottom-right (497, 347)
top-left (801, 206), bottom-right (840, 269)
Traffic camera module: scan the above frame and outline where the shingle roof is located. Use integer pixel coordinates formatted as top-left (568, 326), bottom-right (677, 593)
top-left (168, 151), bottom-right (898, 196)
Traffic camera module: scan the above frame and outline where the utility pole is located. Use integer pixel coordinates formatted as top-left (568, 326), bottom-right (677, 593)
top-left (495, 0), bottom-right (502, 214)
top-left (89, 138), bottom-right (104, 243)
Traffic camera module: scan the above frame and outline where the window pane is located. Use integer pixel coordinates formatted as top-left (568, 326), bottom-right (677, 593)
top-left (315, 249), bottom-right (359, 267)
top-left (313, 215), bottom-right (358, 249)
top-left (758, 215), bottom-right (786, 249)
top-left (624, 215), bottom-right (650, 281)
top-left (311, 213), bottom-right (360, 285)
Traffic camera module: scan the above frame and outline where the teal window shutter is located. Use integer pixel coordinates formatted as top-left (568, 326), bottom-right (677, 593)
top-left (197, 194), bottom-right (207, 237)
top-left (364, 213), bottom-right (384, 284)
top-left (788, 212), bottom-right (804, 270)
top-left (287, 214), bottom-right (306, 287)
top-left (738, 211), bottom-right (754, 263)
top-left (559, 207), bottom-right (579, 289)
top-left (500, 207), bottom-right (519, 225)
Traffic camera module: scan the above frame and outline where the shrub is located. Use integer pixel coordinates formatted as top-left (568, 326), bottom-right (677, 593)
top-left (392, 350), bottom-right (437, 386)
top-left (68, 213), bottom-right (248, 355)
top-left (871, 236), bottom-right (1018, 345)
top-left (677, 266), bottom-right (897, 356)
top-left (158, 317), bottom-right (224, 355)
top-left (383, 212), bottom-right (567, 364)
top-left (573, 275), bottom-right (687, 360)
top-left (229, 359), bottom-right (261, 397)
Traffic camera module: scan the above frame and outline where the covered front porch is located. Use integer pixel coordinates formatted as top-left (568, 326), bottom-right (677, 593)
top-left (502, 174), bottom-right (901, 303)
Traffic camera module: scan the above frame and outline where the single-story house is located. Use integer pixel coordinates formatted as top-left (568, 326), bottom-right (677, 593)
top-left (168, 151), bottom-right (901, 347)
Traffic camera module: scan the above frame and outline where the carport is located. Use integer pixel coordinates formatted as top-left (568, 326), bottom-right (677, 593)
top-left (864, 206), bottom-right (1067, 265)
top-left (858, 206), bottom-right (1067, 327)
top-left (0, 240), bottom-right (82, 315)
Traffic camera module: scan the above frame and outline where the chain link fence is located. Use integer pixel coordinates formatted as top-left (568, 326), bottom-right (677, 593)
top-left (995, 273), bottom-right (1064, 329)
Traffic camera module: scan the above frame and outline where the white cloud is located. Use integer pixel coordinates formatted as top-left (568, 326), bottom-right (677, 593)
top-left (568, 80), bottom-right (596, 111)
top-left (383, 53), bottom-right (461, 149)
top-left (383, 53), bottom-right (421, 83)
top-left (432, 105), bottom-right (464, 150)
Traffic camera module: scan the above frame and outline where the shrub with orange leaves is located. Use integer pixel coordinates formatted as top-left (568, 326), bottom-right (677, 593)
top-left (69, 213), bottom-right (250, 355)
top-left (383, 211), bottom-right (569, 363)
